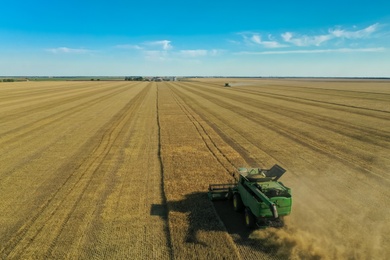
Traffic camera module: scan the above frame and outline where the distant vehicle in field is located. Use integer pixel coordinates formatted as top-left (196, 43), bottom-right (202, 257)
top-left (224, 83), bottom-right (231, 87)
top-left (208, 164), bottom-right (292, 228)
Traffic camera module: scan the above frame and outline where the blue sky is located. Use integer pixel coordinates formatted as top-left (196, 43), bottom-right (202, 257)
top-left (1, 0), bottom-right (389, 77)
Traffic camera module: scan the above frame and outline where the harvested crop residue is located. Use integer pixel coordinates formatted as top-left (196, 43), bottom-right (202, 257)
top-left (251, 223), bottom-right (328, 260)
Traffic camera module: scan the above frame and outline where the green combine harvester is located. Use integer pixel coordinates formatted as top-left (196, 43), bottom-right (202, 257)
top-left (208, 164), bottom-right (292, 228)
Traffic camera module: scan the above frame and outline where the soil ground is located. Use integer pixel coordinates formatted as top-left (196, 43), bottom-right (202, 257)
top-left (1, 78), bottom-right (389, 259)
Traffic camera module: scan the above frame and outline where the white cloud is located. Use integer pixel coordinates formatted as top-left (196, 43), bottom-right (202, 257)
top-left (46, 47), bottom-right (93, 54)
top-left (115, 44), bottom-right (143, 50)
top-left (282, 32), bottom-right (333, 46)
top-left (145, 40), bottom-right (172, 50)
top-left (116, 40), bottom-right (173, 60)
top-left (235, 47), bottom-right (385, 55)
top-left (179, 49), bottom-right (222, 57)
top-left (281, 23), bottom-right (380, 47)
top-left (251, 34), bottom-right (284, 48)
top-left (180, 49), bottom-right (208, 57)
top-left (330, 23), bottom-right (379, 39)
top-left (251, 34), bottom-right (262, 44)
top-left (114, 40), bottom-right (172, 51)
top-left (240, 32), bottom-right (285, 48)
top-left (251, 34), bottom-right (283, 48)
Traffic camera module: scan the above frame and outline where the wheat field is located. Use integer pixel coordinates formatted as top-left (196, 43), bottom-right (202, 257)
top-left (1, 79), bottom-right (389, 259)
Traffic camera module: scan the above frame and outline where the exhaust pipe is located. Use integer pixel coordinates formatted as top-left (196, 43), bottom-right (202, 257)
top-left (270, 204), bottom-right (278, 219)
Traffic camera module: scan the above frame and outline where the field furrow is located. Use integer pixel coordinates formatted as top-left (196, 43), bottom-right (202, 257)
top-left (158, 82), bottom-right (242, 259)
top-left (1, 79), bottom-right (389, 259)
top-left (175, 82), bottom-right (390, 182)
top-left (0, 84), bottom-right (139, 182)
top-left (174, 79), bottom-right (390, 259)
top-left (0, 82), bottom-right (171, 259)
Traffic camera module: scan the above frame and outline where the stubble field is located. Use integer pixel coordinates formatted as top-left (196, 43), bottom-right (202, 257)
top-left (0, 78), bottom-right (389, 259)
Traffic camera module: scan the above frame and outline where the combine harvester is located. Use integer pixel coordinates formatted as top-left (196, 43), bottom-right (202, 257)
top-left (208, 164), bottom-right (292, 228)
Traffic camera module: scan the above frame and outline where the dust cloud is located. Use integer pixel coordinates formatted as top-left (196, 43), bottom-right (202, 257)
top-left (228, 82), bottom-right (256, 87)
top-left (249, 171), bottom-right (389, 260)
top-left (250, 219), bottom-right (332, 260)
top-left (250, 215), bottom-right (387, 260)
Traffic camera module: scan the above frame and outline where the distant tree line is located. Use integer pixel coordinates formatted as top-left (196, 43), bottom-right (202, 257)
top-left (125, 76), bottom-right (144, 81)
top-left (0, 79), bottom-right (15, 82)
top-left (124, 76), bottom-right (176, 81)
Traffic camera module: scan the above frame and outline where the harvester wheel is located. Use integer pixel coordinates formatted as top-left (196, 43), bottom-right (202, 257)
top-left (227, 188), bottom-right (233, 200)
top-left (233, 193), bottom-right (244, 212)
top-left (245, 208), bottom-right (256, 228)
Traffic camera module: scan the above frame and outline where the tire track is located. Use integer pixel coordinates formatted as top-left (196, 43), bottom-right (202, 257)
top-left (156, 84), bottom-right (174, 260)
top-left (164, 87), bottom-right (280, 259)
top-left (0, 81), bottom-right (97, 104)
top-left (169, 83), bottom-right (286, 169)
top-left (0, 83), bottom-right (138, 142)
top-left (44, 85), bottom-right (149, 257)
top-left (172, 82), bottom-right (388, 183)
top-left (167, 81), bottom-right (390, 259)
top-left (158, 83), bottom-right (244, 259)
top-left (0, 82), bottom-right (136, 124)
top-left (0, 83), bottom-right (140, 183)
top-left (166, 83), bottom-right (238, 176)
top-left (72, 82), bottom-right (171, 259)
top-left (185, 82), bottom-right (390, 147)
top-left (0, 85), bottom-right (150, 258)
top-left (239, 86), bottom-right (390, 117)
top-left (254, 83), bottom-right (390, 102)
top-left (186, 81), bottom-right (390, 119)
top-left (190, 79), bottom-right (390, 105)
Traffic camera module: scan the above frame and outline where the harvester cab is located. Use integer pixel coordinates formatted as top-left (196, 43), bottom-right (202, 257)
top-left (208, 164), bottom-right (292, 228)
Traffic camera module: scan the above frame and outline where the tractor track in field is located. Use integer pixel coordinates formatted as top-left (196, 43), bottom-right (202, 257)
top-left (170, 83), bottom-right (307, 170)
top-left (169, 81), bottom-right (390, 259)
top-left (0, 83), bottom-right (138, 142)
top-left (166, 83), bottom-right (277, 260)
top-left (166, 83), bottom-right (237, 175)
top-left (44, 84), bottom-right (154, 258)
top-left (170, 83), bottom-right (296, 171)
top-left (0, 82), bottom-right (137, 124)
top-left (1, 80), bottom-right (388, 259)
top-left (0, 83), bottom-right (82, 101)
top-left (197, 82), bottom-right (390, 107)
top-left (261, 82), bottom-right (390, 100)
top-left (0, 85), bottom-right (150, 258)
top-left (0, 82), bottom-right (102, 104)
top-left (237, 86), bottom-right (390, 119)
top-left (44, 86), bottom-right (147, 257)
top-left (231, 89), bottom-right (390, 143)
top-left (182, 82), bottom-right (390, 172)
top-left (0, 83), bottom-right (141, 183)
top-left (156, 84), bottom-right (175, 260)
top-left (226, 81), bottom-right (390, 103)
top-left (0, 85), bottom-right (135, 145)
top-left (171, 82), bottom-right (390, 217)
top-left (186, 81), bottom-right (390, 139)
top-left (174, 82), bottom-right (389, 183)
top-left (168, 84), bottom-right (260, 166)
top-left (188, 81), bottom-right (390, 122)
